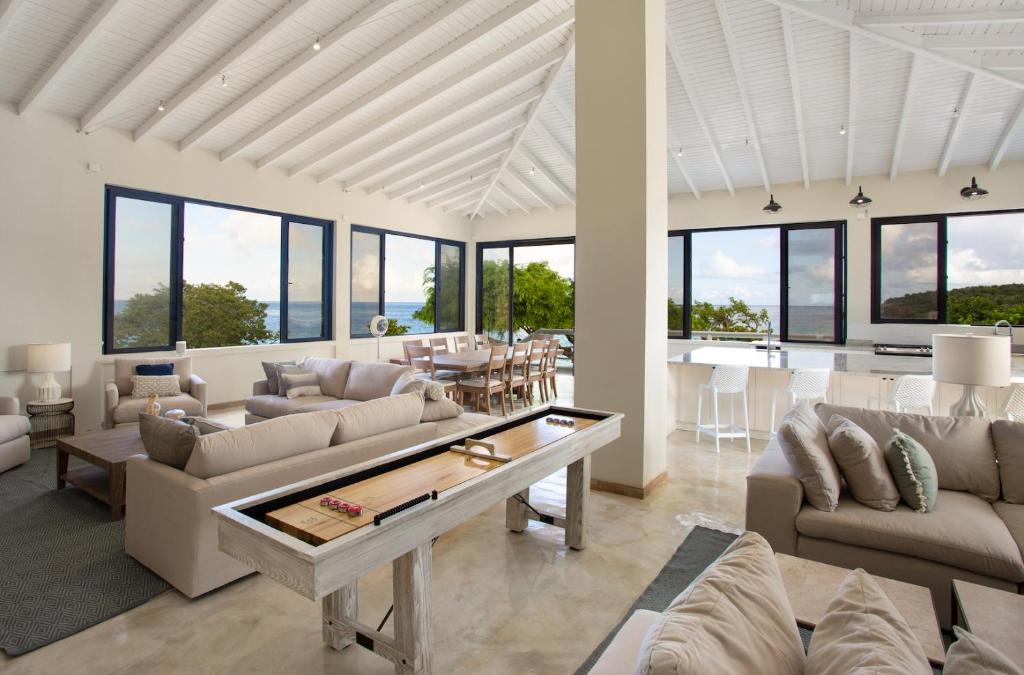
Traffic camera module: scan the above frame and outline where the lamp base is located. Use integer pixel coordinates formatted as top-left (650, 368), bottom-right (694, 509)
top-left (36, 372), bottom-right (62, 403)
top-left (949, 384), bottom-right (987, 417)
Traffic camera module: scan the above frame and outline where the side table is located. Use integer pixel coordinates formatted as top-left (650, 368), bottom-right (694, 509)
top-left (27, 398), bottom-right (75, 450)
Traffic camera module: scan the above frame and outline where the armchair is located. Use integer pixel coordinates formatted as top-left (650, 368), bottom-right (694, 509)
top-left (105, 356), bottom-right (207, 428)
top-left (0, 396), bottom-right (30, 473)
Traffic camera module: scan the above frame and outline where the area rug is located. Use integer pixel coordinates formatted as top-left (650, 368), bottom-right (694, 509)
top-left (0, 448), bottom-right (170, 656)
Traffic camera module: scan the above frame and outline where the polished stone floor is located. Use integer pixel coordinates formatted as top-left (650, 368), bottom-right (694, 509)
top-left (2, 391), bottom-right (766, 675)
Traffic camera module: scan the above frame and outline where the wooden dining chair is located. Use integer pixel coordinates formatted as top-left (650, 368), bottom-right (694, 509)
top-left (543, 340), bottom-right (561, 400)
top-left (401, 339), bottom-right (425, 365)
top-left (524, 339), bottom-right (549, 404)
top-left (429, 337), bottom-right (450, 354)
top-left (474, 334), bottom-right (489, 349)
top-left (406, 345), bottom-right (458, 400)
top-left (504, 341), bottom-right (530, 410)
top-left (454, 334), bottom-right (473, 353)
top-left (457, 346), bottom-right (507, 415)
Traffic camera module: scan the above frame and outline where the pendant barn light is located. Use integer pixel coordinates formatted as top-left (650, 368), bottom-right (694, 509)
top-left (849, 185), bottom-right (872, 208)
top-left (960, 177), bottom-right (988, 201)
top-left (763, 194), bottom-right (782, 214)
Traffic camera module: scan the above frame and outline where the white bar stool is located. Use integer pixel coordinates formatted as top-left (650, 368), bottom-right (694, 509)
top-left (868, 375), bottom-right (936, 415)
top-left (1003, 385), bottom-right (1024, 421)
top-left (695, 364), bottom-right (751, 453)
top-left (770, 368), bottom-right (831, 436)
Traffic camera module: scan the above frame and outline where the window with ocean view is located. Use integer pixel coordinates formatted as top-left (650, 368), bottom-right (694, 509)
top-left (103, 185), bottom-right (333, 354)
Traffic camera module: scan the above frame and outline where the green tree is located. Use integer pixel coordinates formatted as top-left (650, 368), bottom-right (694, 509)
top-left (668, 298), bottom-right (685, 333)
top-left (690, 297), bottom-right (770, 334)
top-left (384, 318), bottom-right (409, 336)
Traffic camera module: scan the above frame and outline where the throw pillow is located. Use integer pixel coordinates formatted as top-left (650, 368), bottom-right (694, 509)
top-left (827, 414), bottom-right (900, 511)
top-left (422, 398), bottom-right (464, 422)
top-left (635, 531), bottom-right (805, 675)
top-left (135, 363), bottom-right (174, 376)
top-left (280, 371), bottom-right (322, 399)
top-left (261, 360), bottom-right (296, 395)
top-left (138, 413), bottom-right (198, 470)
top-left (944, 626), bottom-right (1024, 675)
top-left (777, 401), bottom-right (843, 512)
top-left (392, 374), bottom-right (445, 401)
top-left (805, 568), bottom-right (931, 675)
top-left (275, 364), bottom-right (307, 396)
top-left (332, 393), bottom-right (425, 445)
top-left (884, 429), bottom-right (938, 513)
top-left (131, 374), bottom-right (182, 399)
top-left (344, 362), bottom-right (414, 401)
top-left (182, 416), bottom-right (231, 435)
top-left (992, 420), bottom-right (1024, 505)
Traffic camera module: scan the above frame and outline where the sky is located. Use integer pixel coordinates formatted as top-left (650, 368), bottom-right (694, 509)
top-left (687, 228), bottom-right (782, 307)
top-left (514, 243), bottom-right (574, 278)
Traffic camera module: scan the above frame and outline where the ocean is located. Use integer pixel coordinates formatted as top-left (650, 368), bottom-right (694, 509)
top-left (350, 301), bottom-right (433, 335)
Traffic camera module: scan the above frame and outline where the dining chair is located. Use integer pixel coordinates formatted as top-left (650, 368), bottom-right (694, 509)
top-left (457, 346), bottom-right (507, 416)
top-left (504, 341), bottom-right (530, 410)
top-left (769, 368), bottom-right (831, 436)
top-left (474, 334), bottom-right (489, 349)
top-left (405, 345), bottom-right (458, 400)
top-left (401, 339), bottom-right (426, 365)
top-left (454, 334), bottom-right (473, 353)
top-left (429, 337), bottom-right (450, 354)
top-left (543, 340), bottom-right (560, 400)
top-left (524, 339), bottom-right (548, 404)
top-left (695, 364), bottom-right (751, 454)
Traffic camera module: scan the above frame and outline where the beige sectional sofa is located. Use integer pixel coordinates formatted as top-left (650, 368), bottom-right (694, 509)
top-left (747, 402), bottom-right (1024, 627)
top-left (0, 396), bottom-right (30, 473)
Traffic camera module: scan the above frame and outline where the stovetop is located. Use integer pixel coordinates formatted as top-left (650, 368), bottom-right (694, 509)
top-left (873, 343), bottom-right (932, 357)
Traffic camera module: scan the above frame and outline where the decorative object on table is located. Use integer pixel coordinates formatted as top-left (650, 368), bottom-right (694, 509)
top-left (26, 342), bottom-right (71, 402)
top-left (960, 176), bottom-right (988, 201)
top-left (164, 408), bottom-right (186, 421)
top-left (144, 394), bottom-right (161, 417)
top-left (130, 373), bottom-right (182, 399)
top-left (369, 314), bottom-right (389, 360)
top-left (26, 398), bottom-right (75, 450)
top-left (932, 333), bottom-right (1011, 417)
top-left (849, 185), bottom-right (872, 208)
top-left (175, 340), bottom-right (187, 356)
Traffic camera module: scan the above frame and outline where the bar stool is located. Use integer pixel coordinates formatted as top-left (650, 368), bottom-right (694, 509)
top-left (695, 364), bottom-right (751, 453)
top-left (868, 375), bottom-right (936, 415)
top-left (1003, 385), bottom-right (1024, 421)
top-left (770, 368), bottom-right (831, 436)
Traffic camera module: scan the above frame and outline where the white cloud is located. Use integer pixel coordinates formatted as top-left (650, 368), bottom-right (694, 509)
top-left (698, 250), bottom-right (765, 279)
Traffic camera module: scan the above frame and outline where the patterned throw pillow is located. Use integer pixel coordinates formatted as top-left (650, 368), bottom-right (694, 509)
top-left (131, 374), bottom-right (182, 399)
top-left (275, 364), bottom-right (308, 397)
top-left (280, 371), bottom-right (322, 399)
top-left (884, 429), bottom-right (938, 513)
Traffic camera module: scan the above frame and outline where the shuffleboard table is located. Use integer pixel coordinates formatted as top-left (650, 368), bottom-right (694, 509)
top-left (213, 405), bottom-right (622, 674)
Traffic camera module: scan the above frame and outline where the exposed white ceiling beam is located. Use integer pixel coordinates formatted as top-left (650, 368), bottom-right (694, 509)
top-left (494, 182), bottom-right (530, 214)
top-left (779, 8), bottom-right (809, 189)
top-left (845, 34), bottom-right (857, 186)
top-left (714, 0), bottom-right (771, 193)
top-left (502, 166), bottom-right (555, 210)
top-left (428, 182), bottom-right (487, 209)
top-left (938, 74), bottom-right (975, 177)
top-left (80, 0), bottom-right (228, 132)
top-left (531, 119), bottom-right (575, 168)
top-left (548, 90), bottom-right (574, 127)
top-left (486, 198), bottom-right (508, 217)
top-left (983, 55), bottom-right (1024, 72)
top-left (366, 133), bottom-right (513, 194)
top-left (666, 24), bottom-right (734, 195)
top-left (890, 54), bottom-right (919, 182)
top-left (19, 0), bottom-right (122, 115)
top-left (470, 33), bottom-right (575, 219)
top-left (285, 9), bottom-right (574, 177)
top-left (387, 145), bottom-right (507, 200)
top-left (854, 9), bottom-right (1024, 27)
top-left (667, 144), bottom-right (701, 199)
top-left (178, 0), bottom-right (400, 151)
top-left (517, 145), bottom-right (574, 204)
top-left (411, 165), bottom-right (499, 204)
top-left (133, 0), bottom-right (316, 141)
top-left (921, 34), bottom-right (1024, 51)
top-left (990, 96), bottom-right (1024, 172)
top-left (445, 194), bottom-right (484, 213)
top-left (0, 0), bottom-right (27, 39)
top-left (221, 0), bottom-right (472, 162)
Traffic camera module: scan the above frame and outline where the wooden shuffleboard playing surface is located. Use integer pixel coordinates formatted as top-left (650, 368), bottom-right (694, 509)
top-left (266, 414), bottom-right (596, 546)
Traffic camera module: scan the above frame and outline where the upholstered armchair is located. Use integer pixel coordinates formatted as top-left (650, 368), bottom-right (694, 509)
top-left (105, 356), bottom-right (207, 428)
top-left (0, 396), bottom-right (30, 473)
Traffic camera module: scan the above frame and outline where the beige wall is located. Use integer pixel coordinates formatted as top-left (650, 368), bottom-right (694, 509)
top-left (0, 105), bottom-right (472, 430)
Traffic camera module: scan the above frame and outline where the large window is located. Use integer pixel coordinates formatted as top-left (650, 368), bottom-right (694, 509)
top-left (103, 185), bottom-right (333, 354)
top-left (668, 222), bottom-right (844, 343)
top-left (872, 210), bottom-right (1024, 325)
top-left (349, 225), bottom-right (465, 337)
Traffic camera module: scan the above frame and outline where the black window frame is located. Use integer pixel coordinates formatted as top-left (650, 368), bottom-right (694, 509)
top-left (871, 208), bottom-right (1024, 326)
top-left (668, 221), bottom-right (846, 344)
top-left (475, 236), bottom-right (576, 345)
top-left (102, 184), bottom-right (334, 355)
top-left (348, 224), bottom-right (466, 338)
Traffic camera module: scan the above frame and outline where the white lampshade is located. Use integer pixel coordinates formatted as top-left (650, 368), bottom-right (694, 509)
top-left (932, 334), bottom-right (1010, 388)
top-left (27, 343), bottom-right (71, 373)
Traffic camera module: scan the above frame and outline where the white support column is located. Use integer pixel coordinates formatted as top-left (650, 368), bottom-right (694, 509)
top-left (575, 0), bottom-right (667, 495)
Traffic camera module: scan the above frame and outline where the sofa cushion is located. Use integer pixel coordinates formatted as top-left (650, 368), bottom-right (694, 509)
top-left (943, 626), bottom-right (1024, 675)
top-left (816, 403), bottom-right (1000, 502)
top-left (280, 371), bottom-right (322, 399)
top-left (0, 414), bottom-right (30, 444)
top-left (113, 394), bottom-right (203, 424)
top-left (805, 568), bottom-right (931, 675)
top-left (138, 413), bottom-right (197, 470)
top-left (245, 394), bottom-right (335, 419)
top-left (261, 360), bottom-right (295, 395)
top-left (885, 429), bottom-right (938, 513)
top-left (827, 415), bottom-right (900, 511)
top-left (343, 362), bottom-right (414, 402)
top-left (993, 502), bottom-right (1024, 561)
top-left (422, 398), bottom-right (463, 422)
top-left (635, 531), bottom-right (804, 675)
top-left (778, 402), bottom-right (842, 512)
top-left (115, 356), bottom-right (192, 395)
top-left (332, 393), bottom-right (425, 445)
top-left (992, 420), bottom-right (1024, 504)
top-left (300, 357), bottom-right (351, 399)
top-left (796, 490), bottom-right (1024, 582)
top-left (184, 410), bottom-right (337, 479)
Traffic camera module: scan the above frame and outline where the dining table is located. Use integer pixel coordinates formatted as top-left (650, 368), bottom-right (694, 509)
top-left (390, 347), bottom-right (514, 374)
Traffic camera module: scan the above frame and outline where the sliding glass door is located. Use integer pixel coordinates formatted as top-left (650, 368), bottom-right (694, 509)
top-left (784, 225), bottom-right (842, 343)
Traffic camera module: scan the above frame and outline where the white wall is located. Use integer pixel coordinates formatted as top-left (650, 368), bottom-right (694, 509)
top-left (0, 105), bottom-right (472, 431)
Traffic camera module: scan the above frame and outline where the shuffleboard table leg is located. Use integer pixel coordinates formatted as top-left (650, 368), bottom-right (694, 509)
top-left (322, 583), bottom-right (358, 650)
top-left (566, 455), bottom-right (591, 551)
top-left (393, 542), bottom-right (433, 675)
top-left (505, 488), bottom-right (529, 533)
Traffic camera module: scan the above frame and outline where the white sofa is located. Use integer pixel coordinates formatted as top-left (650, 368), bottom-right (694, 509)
top-left (0, 396), bottom-right (30, 473)
top-left (105, 356), bottom-right (207, 428)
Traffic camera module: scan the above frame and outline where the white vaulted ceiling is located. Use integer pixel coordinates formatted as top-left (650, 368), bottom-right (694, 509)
top-left (0, 0), bottom-right (1022, 216)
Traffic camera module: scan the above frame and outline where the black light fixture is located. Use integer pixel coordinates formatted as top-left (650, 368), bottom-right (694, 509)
top-left (960, 176), bottom-right (988, 201)
top-left (849, 185), bottom-right (872, 208)
top-left (763, 194), bottom-right (782, 213)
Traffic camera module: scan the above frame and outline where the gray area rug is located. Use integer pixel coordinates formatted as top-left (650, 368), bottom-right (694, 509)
top-left (0, 448), bottom-right (169, 656)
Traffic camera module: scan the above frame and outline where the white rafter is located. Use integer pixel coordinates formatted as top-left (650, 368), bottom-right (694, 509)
top-left (133, 0), bottom-right (316, 141)
top-left (411, 165), bottom-right (499, 205)
top-left (854, 9), bottom-right (1024, 27)
top-left (285, 9), bottom-right (574, 177)
top-left (714, 0), bottom-right (770, 193)
top-left (486, 198), bottom-right (508, 216)
top-left (445, 194), bottom-right (484, 213)
top-left (780, 8), bottom-right (809, 189)
top-left (387, 145), bottom-right (507, 200)
top-left (845, 33), bottom-right (857, 186)
top-left (921, 34), bottom-right (1024, 51)
top-left (0, 0), bottom-right (26, 39)
top-left (666, 24), bottom-right (735, 195)
top-left (469, 32), bottom-right (575, 219)
top-left (990, 96), bottom-right (1024, 172)
top-left (517, 145), bottom-right (574, 203)
top-left (178, 0), bottom-right (400, 151)
top-left (938, 74), bottom-right (975, 177)
top-left (503, 166), bottom-right (555, 210)
top-left (365, 132), bottom-right (514, 194)
top-left (428, 181), bottom-right (486, 209)
top-left (221, 0), bottom-right (473, 162)
top-left (19, 0), bottom-right (122, 115)
top-left (548, 90), bottom-right (574, 127)
top-left (494, 182), bottom-right (529, 214)
top-left (890, 54), bottom-right (919, 182)
top-left (667, 143), bottom-right (701, 199)
top-left (983, 55), bottom-right (1024, 72)
top-left (80, 0), bottom-right (228, 132)
top-left (531, 120), bottom-right (575, 168)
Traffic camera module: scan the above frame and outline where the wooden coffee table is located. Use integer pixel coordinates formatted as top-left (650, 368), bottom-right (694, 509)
top-left (56, 426), bottom-right (147, 520)
top-left (776, 553), bottom-right (945, 667)
top-left (953, 579), bottom-right (1024, 667)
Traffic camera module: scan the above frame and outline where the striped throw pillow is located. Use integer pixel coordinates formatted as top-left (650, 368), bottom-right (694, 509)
top-left (281, 371), bottom-right (322, 399)
top-left (131, 374), bottom-right (182, 399)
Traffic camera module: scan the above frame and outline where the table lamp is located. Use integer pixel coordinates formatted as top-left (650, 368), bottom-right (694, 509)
top-left (27, 342), bottom-right (71, 402)
top-left (932, 334), bottom-right (1010, 417)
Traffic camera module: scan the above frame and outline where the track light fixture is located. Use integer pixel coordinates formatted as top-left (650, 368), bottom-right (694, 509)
top-left (839, 125), bottom-right (847, 136)
top-left (849, 185), bottom-right (872, 208)
top-left (676, 147), bottom-right (683, 157)
top-left (157, 100), bottom-right (165, 112)
top-left (960, 176), bottom-right (988, 201)
top-left (220, 74), bottom-right (228, 87)
top-left (312, 35), bottom-right (321, 51)
top-left (763, 194), bottom-right (782, 214)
